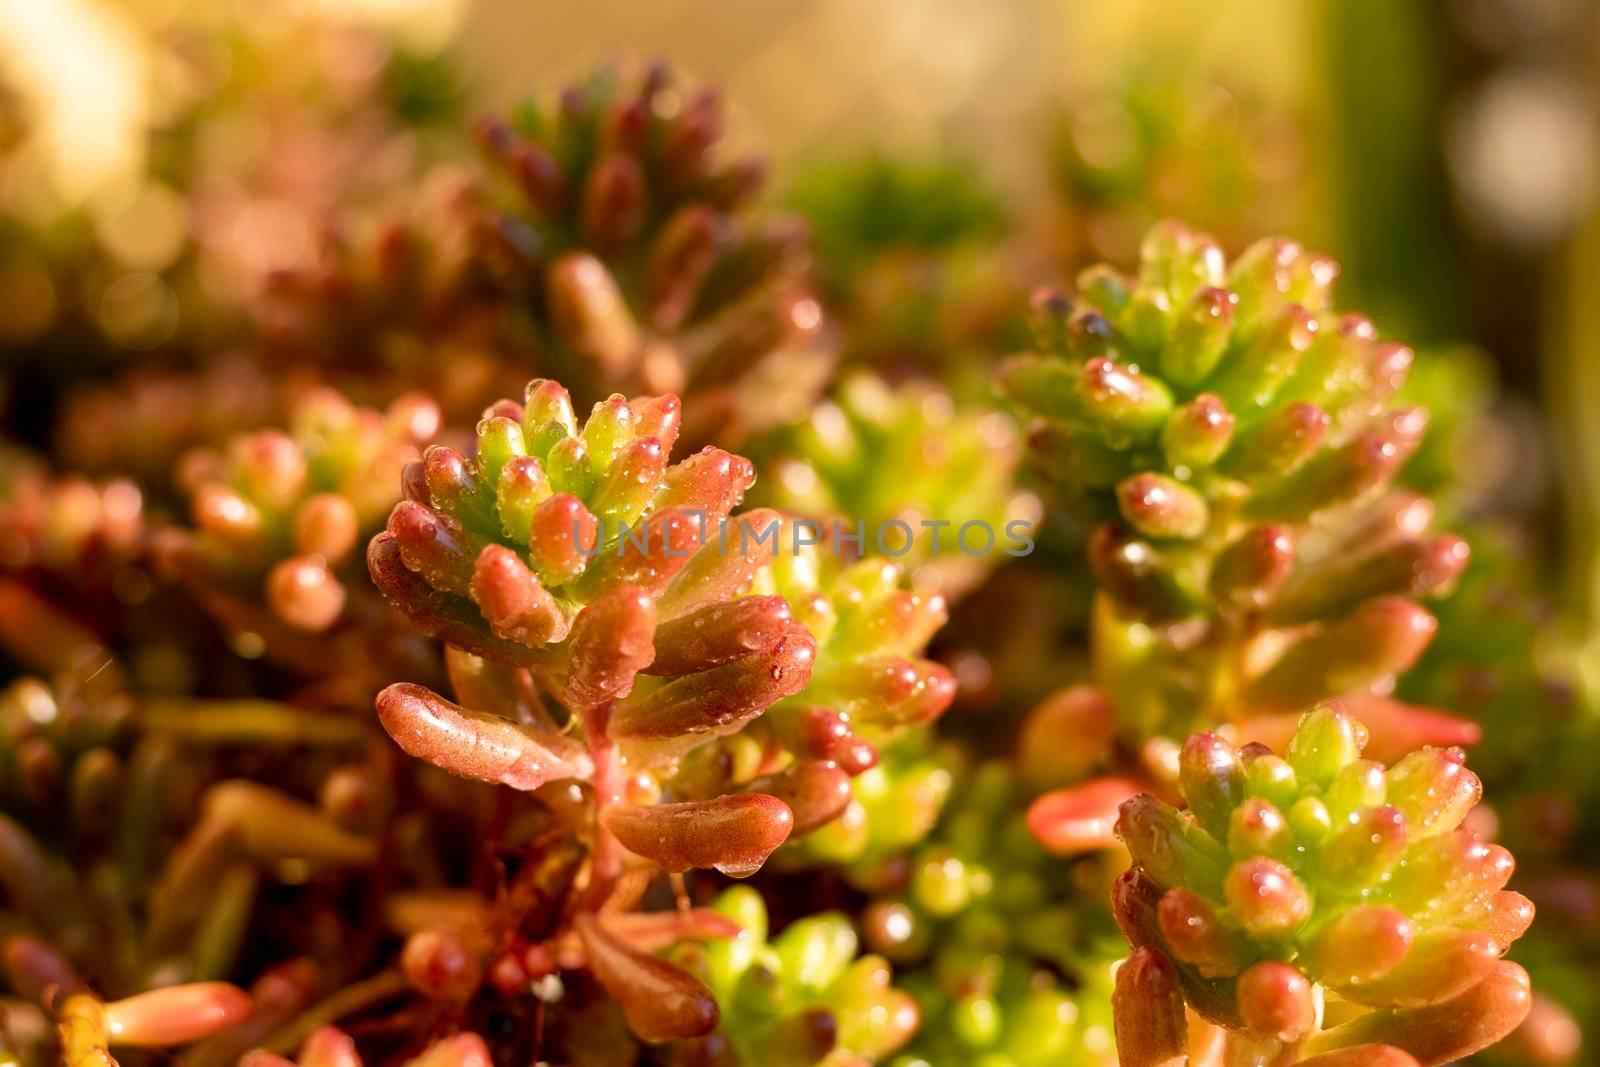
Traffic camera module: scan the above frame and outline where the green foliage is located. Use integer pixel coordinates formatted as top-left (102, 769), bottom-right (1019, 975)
top-left (789, 154), bottom-right (1006, 282)
top-left (687, 886), bottom-right (919, 1065)
top-left (0, 28), bottom-right (1570, 1067)
top-left (1000, 220), bottom-right (1468, 741)
top-left (1115, 703), bottom-right (1532, 1057)
top-left (1052, 71), bottom-right (1306, 264)
top-left (759, 371), bottom-right (1034, 595)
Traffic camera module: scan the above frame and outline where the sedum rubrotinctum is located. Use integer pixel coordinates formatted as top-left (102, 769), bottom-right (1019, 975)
top-left (0, 671), bottom-right (397, 1067)
top-left (1110, 702), bottom-right (1533, 1065)
top-left (761, 370), bottom-right (1037, 597)
top-left (665, 885), bottom-right (920, 1066)
top-left (262, 60), bottom-right (829, 438)
top-left (165, 387), bottom-right (440, 638)
top-left (998, 220), bottom-right (1471, 751)
top-left (367, 377), bottom-right (948, 1051)
top-left (468, 62), bottom-right (830, 438)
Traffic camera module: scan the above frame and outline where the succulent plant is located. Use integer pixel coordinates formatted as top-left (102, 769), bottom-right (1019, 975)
top-left (0, 669), bottom-right (399, 1066)
top-left (786, 153), bottom-right (1025, 391)
top-left (369, 382), bottom-right (815, 758)
top-left (1001, 232), bottom-right (1520, 1067)
top-left (54, 357), bottom-right (288, 495)
top-left (240, 1028), bottom-right (495, 1067)
top-left (849, 757), bottom-right (1125, 1067)
top-left (1111, 702), bottom-right (1533, 1065)
top-left (759, 530), bottom-right (955, 745)
top-left (759, 372), bottom-right (1038, 597)
top-left (0, 13), bottom-right (1575, 1062)
top-left (0, 448), bottom-right (144, 580)
top-left (892, 954), bottom-right (1119, 1067)
top-left (261, 61), bottom-right (830, 441)
top-left (675, 885), bottom-right (919, 1066)
top-left (0, 449), bottom-right (151, 678)
top-left (473, 62), bottom-right (827, 427)
top-left (789, 735), bottom-right (956, 875)
top-left (365, 377), bottom-right (951, 1048)
top-left (999, 221), bottom-right (1472, 748)
top-left (783, 725), bottom-right (1125, 1066)
top-left (153, 387), bottom-right (439, 691)
top-left (1052, 72), bottom-right (1306, 269)
top-left (1397, 531), bottom-right (1590, 1063)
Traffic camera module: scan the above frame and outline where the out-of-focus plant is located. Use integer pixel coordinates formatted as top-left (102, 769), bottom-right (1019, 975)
top-left (154, 387), bottom-right (440, 689)
top-left (0, 17), bottom-right (1579, 1066)
top-left (0, 671), bottom-right (392, 1067)
top-left (787, 154), bottom-right (1026, 393)
top-left (53, 356), bottom-right (288, 495)
top-left (0, 449), bottom-right (150, 698)
top-left (790, 155), bottom-right (1006, 288)
top-left (261, 61), bottom-right (830, 440)
top-left (1393, 345), bottom-right (1524, 524)
top-left (758, 372), bottom-right (1038, 597)
top-left (1052, 72), bottom-right (1307, 270)
top-left (674, 885), bottom-right (919, 1066)
top-left (860, 756), bottom-right (1125, 1067)
top-left (0, 4), bottom-right (458, 386)
top-left (0, 446), bottom-right (143, 587)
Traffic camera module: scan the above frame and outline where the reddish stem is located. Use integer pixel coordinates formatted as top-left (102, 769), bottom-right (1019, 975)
top-left (582, 702), bottom-right (623, 908)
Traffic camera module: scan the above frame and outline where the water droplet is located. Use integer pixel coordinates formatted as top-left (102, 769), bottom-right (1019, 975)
top-left (715, 859), bottom-right (763, 878)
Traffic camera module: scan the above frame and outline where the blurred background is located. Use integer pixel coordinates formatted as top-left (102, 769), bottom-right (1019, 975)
top-left (3, 0), bottom-right (1596, 580)
top-left (455, 0), bottom-right (1600, 601)
top-left (2, 1), bottom-right (1600, 1061)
